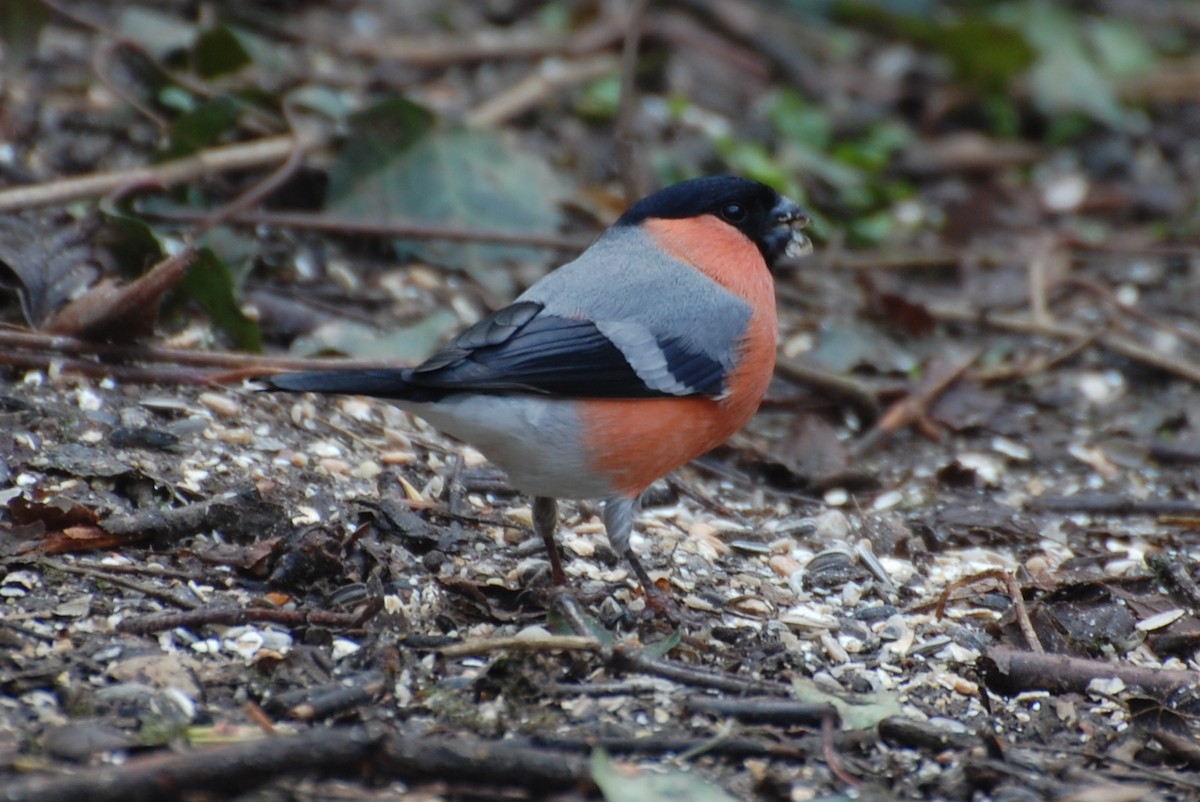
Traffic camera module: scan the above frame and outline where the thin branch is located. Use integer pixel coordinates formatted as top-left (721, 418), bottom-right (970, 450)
top-left (850, 349), bottom-right (982, 458)
top-left (437, 635), bottom-right (602, 658)
top-left (1066, 276), bottom-right (1200, 351)
top-left (1027, 234), bottom-right (1061, 326)
top-left (0, 133), bottom-right (324, 213)
top-left (142, 207), bottom-right (591, 251)
top-left (615, 0), bottom-right (652, 204)
top-left (983, 645), bottom-right (1200, 699)
top-left (937, 568), bottom-right (1043, 654)
top-left (466, 54), bottom-right (619, 127)
top-left (0, 327), bottom-right (409, 371)
top-left (191, 103), bottom-right (316, 237)
top-left (928, 302), bottom-right (1200, 385)
top-left (333, 20), bottom-right (624, 66)
top-left (773, 357), bottom-right (881, 421)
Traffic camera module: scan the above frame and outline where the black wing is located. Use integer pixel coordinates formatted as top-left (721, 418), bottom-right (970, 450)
top-left (265, 301), bottom-right (727, 402)
top-left (407, 301), bottom-right (725, 399)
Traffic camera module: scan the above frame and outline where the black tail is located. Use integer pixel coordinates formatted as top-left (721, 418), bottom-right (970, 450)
top-left (262, 368), bottom-right (418, 400)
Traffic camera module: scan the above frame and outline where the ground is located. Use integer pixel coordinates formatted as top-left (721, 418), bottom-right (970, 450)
top-left (3, 2), bottom-right (1200, 801)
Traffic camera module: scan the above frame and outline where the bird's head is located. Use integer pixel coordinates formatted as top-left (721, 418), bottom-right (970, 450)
top-left (616, 176), bottom-right (812, 270)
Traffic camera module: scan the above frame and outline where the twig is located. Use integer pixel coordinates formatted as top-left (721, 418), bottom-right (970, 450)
top-left (0, 350), bottom-right (226, 384)
top-left (1, 727), bottom-right (386, 802)
top-left (115, 604), bottom-right (367, 635)
top-left (822, 707), bottom-right (863, 789)
top-left (92, 40), bottom-right (168, 132)
top-left (2, 727), bottom-right (591, 802)
top-left (927, 301), bottom-right (1200, 385)
top-left (0, 327), bottom-right (420, 375)
top-left (437, 634), bottom-right (602, 658)
top-left (972, 328), bottom-right (1102, 382)
top-left (37, 0), bottom-right (118, 37)
top-left (377, 731), bottom-right (586, 790)
top-left (615, 0), bottom-right (652, 204)
top-left (684, 696), bottom-right (835, 726)
top-left (937, 568), bottom-right (1043, 654)
top-left (265, 673), bottom-right (388, 721)
top-left (90, 34), bottom-right (278, 136)
top-left (614, 647), bottom-right (791, 696)
top-left (850, 349), bottom-right (982, 458)
top-left (1026, 495), bottom-right (1200, 517)
top-left (466, 54), bottom-right (619, 127)
top-left (141, 207), bottom-right (590, 251)
top-left (546, 679), bottom-right (663, 696)
top-left (1146, 552), bottom-right (1200, 612)
top-left (191, 103), bottom-right (315, 237)
top-left (0, 133), bottom-right (324, 213)
top-left (773, 357), bottom-right (881, 421)
top-left (333, 19), bottom-right (624, 66)
top-left (41, 558), bottom-right (201, 610)
top-left (1027, 234), bottom-right (1061, 326)
top-left (1067, 275), bottom-right (1200, 351)
top-left (981, 645), bottom-right (1200, 699)
top-left (878, 716), bottom-right (982, 752)
top-left (535, 730), bottom-right (875, 760)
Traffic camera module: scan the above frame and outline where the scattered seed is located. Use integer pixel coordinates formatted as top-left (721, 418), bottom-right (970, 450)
top-left (199, 392), bottom-right (241, 417)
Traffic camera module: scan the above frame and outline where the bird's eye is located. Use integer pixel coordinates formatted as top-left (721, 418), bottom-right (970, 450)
top-left (720, 202), bottom-right (747, 224)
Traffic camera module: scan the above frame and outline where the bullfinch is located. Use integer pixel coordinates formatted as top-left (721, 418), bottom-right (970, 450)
top-left (265, 175), bottom-right (811, 608)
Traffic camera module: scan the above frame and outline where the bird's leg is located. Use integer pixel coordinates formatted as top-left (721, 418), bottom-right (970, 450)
top-left (533, 496), bottom-right (567, 585)
top-left (603, 496), bottom-right (674, 614)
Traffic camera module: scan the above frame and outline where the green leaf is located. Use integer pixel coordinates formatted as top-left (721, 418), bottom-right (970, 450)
top-left (327, 98), bottom-right (569, 299)
top-left (192, 25), bottom-right (252, 78)
top-left (117, 7), bottom-right (196, 60)
top-left (180, 247), bottom-right (262, 351)
top-left (996, 2), bottom-right (1133, 130)
top-left (327, 97), bottom-right (437, 200)
top-left (932, 18), bottom-right (1036, 95)
top-left (591, 749), bottom-right (740, 802)
top-left (160, 95), bottom-right (241, 160)
top-left (544, 606), bottom-right (615, 648)
top-left (790, 677), bottom-right (902, 731)
top-left (575, 75), bottom-right (622, 121)
top-left (636, 629), bottom-right (683, 662)
top-left (1087, 18), bottom-right (1157, 78)
top-left (846, 209), bottom-right (895, 246)
top-left (288, 85), bottom-right (355, 123)
top-left (833, 2), bottom-right (1035, 94)
top-left (769, 89), bottom-right (832, 151)
top-left (99, 212), bottom-right (166, 277)
top-left (2, 0), bottom-right (53, 69)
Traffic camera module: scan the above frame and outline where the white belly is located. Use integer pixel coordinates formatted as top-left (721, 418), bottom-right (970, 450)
top-left (399, 395), bottom-right (618, 500)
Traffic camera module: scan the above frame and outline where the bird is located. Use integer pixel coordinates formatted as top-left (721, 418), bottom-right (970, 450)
top-left (264, 175), bottom-right (811, 610)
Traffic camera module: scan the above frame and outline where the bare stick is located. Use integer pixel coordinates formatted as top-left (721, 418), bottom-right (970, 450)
top-left (0, 133), bottom-right (324, 213)
top-left (851, 349), bottom-right (982, 458)
top-left (142, 207), bottom-right (590, 251)
top-left (192, 104), bottom-right (317, 237)
top-left (936, 568), bottom-right (1043, 654)
top-left (615, 0), bottom-right (652, 203)
top-left (467, 54), bottom-right (619, 127)
top-left (983, 645), bottom-right (1200, 699)
top-left (0, 327), bottom-right (403, 371)
top-left (928, 302), bottom-right (1200, 386)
